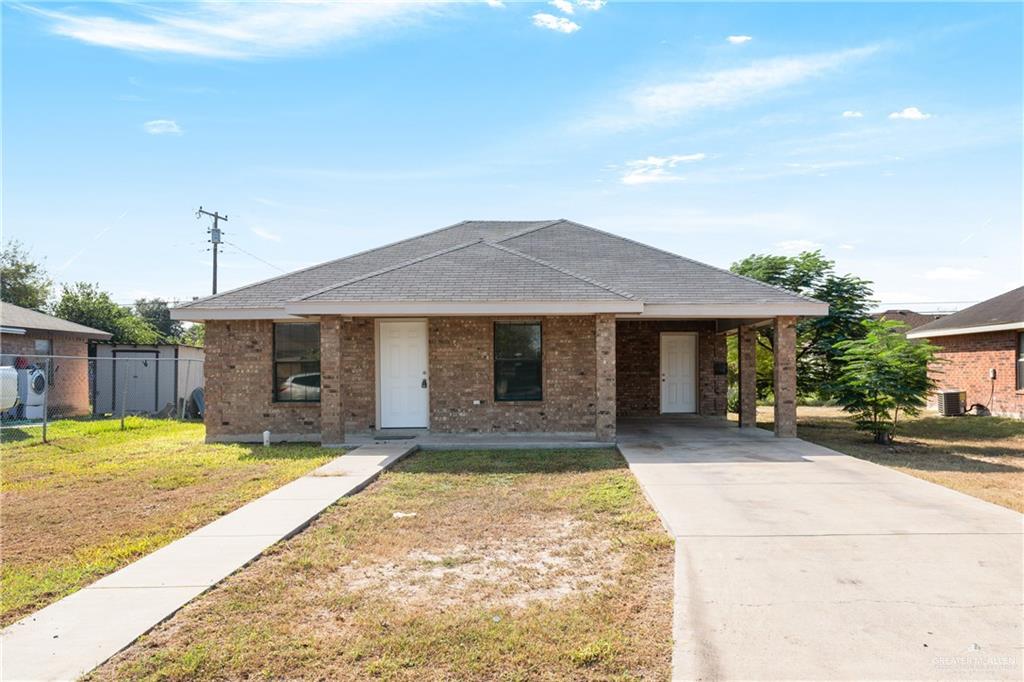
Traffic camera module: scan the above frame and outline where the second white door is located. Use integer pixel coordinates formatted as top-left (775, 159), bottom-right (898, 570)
top-left (379, 320), bottom-right (429, 428)
top-left (660, 332), bottom-right (697, 413)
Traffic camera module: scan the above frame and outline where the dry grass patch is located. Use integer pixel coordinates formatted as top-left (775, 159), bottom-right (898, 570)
top-left (746, 406), bottom-right (1024, 512)
top-left (0, 418), bottom-right (332, 624)
top-left (90, 449), bottom-right (674, 681)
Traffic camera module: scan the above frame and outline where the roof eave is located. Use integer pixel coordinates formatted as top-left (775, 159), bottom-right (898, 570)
top-left (906, 321), bottom-right (1024, 339)
top-left (630, 302), bottom-right (829, 318)
top-left (285, 300), bottom-right (644, 315)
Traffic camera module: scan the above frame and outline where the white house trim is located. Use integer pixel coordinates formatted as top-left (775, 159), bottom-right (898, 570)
top-left (628, 302), bottom-right (828, 318)
top-left (907, 321), bottom-right (1024, 339)
top-left (284, 300), bottom-right (644, 316)
top-left (170, 307), bottom-right (304, 321)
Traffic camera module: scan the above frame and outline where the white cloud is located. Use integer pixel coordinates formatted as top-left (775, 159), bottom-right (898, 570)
top-left (775, 239), bottom-right (823, 254)
top-left (727, 35), bottom-right (752, 44)
top-left (585, 45), bottom-right (879, 131)
top-left (143, 119), bottom-right (182, 135)
top-left (23, 2), bottom-right (440, 59)
top-left (839, 243), bottom-right (855, 250)
top-left (842, 110), bottom-right (863, 118)
top-left (485, 0), bottom-right (505, 7)
top-left (889, 106), bottom-right (931, 120)
top-left (532, 13), bottom-right (580, 33)
top-left (550, 0), bottom-right (575, 15)
top-left (621, 153), bottom-right (706, 185)
top-left (251, 226), bottom-right (281, 242)
top-left (577, 0), bottom-right (606, 9)
top-left (924, 266), bottom-right (981, 281)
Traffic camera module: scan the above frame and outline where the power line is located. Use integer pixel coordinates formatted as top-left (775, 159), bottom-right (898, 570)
top-left (223, 241), bottom-right (286, 272)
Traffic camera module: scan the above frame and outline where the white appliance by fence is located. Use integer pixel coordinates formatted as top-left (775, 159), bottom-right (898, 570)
top-left (19, 366), bottom-right (47, 420)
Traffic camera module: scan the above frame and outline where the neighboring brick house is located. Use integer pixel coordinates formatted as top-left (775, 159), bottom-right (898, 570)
top-left (173, 220), bottom-right (827, 444)
top-left (907, 286), bottom-right (1024, 419)
top-left (0, 302), bottom-right (112, 417)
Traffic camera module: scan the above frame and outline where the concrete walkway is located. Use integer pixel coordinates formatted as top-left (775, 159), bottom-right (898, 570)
top-left (618, 419), bottom-right (1023, 681)
top-left (1, 443), bottom-right (416, 682)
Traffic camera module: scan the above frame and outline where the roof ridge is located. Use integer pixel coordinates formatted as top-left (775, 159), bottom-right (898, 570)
top-left (293, 239), bottom-right (484, 301)
top-left (545, 220), bottom-right (826, 305)
top-left (177, 219), bottom-right (475, 308)
top-left (485, 241), bottom-right (637, 300)
top-left (493, 218), bottom-right (566, 244)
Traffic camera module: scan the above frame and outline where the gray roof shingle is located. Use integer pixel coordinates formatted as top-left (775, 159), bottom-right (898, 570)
top-left (177, 219), bottom-right (819, 311)
top-left (908, 287), bottom-right (1024, 337)
top-left (0, 302), bottom-right (113, 338)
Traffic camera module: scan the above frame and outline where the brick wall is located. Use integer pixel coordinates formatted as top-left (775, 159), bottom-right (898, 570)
top-left (928, 330), bottom-right (1023, 419)
top-left (341, 318), bottom-right (376, 433)
top-left (1, 331), bottom-right (93, 416)
top-left (428, 316), bottom-right (599, 434)
top-left (204, 320), bottom-right (320, 441)
top-left (615, 320), bottom-right (726, 417)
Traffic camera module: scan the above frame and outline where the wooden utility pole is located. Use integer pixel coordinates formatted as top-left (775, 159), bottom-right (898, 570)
top-left (197, 207), bottom-right (228, 294)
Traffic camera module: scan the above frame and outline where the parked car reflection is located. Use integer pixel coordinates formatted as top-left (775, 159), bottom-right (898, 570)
top-left (277, 372), bottom-right (320, 401)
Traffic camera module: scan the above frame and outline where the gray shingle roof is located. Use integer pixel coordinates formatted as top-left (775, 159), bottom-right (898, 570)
top-left (177, 219), bottom-right (819, 311)
top-left (300, 240), bottom-right (634, 302)
top-left (908, 287), bottom-right (1024, 337)
top-left (0, 302), bottom-right (113, 338)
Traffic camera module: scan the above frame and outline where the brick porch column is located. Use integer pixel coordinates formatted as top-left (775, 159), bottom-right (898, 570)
top-left (595, 314), bottom-right (616, 441)
top-left (320, 316), bottom-right (344, 446)
top-left (772, 316), bottom-right (797, 438)
top-left (738, 324), bottom-right (758, 428)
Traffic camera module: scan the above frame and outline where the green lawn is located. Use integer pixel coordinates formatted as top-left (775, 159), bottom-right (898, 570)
top-left (89, 449), bottom-right (674, 681)
top-left (751, 406), bottom-right (1024, 512)
top-left (1, 418), bottom-right (332, 625)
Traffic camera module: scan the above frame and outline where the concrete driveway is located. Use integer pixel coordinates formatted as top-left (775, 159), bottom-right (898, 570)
top-left (618, 418), bottom-right (1023, 681)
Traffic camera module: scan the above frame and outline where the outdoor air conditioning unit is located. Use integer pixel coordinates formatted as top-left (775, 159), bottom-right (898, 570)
top-left (937, 390), bottom-right (966, 417)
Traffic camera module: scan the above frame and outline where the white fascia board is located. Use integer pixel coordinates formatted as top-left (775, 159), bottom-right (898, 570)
top-left (0, 326), bottom-right (27, 335)
top-left (906, 321), bottom-right (1024, 339)
top-left (170, 307), bottom-right (305, 321)
top-left (285, 300), bottom-right (644, 316)
top-left (629, 302), bottom-right (829, 319)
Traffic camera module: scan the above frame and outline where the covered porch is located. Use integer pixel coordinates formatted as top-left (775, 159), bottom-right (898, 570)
top-left (614, 315), bottom-right (798, 439)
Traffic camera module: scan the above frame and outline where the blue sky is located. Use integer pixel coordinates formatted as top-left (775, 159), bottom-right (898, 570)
top-left (3, 1), bottom-right (1021, 311)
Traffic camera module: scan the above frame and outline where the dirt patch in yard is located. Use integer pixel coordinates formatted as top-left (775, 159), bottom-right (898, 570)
top-left (89, 449), bottom-right (674, 681)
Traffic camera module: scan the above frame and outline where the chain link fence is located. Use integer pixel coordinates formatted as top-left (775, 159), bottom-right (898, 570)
top-left (0, 354), bottom-right (204, 443)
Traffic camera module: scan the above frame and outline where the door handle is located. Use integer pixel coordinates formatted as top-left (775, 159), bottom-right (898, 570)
top-left (421, 378), bottom-right (428, 389)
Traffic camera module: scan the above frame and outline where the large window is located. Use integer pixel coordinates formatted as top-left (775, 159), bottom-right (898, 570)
top-left (1017, 332), bottom-right (1024, 391)
top-left (274, 323), bottom-right (320, 402)
top-left (494, 322), bottom-right (542, 401)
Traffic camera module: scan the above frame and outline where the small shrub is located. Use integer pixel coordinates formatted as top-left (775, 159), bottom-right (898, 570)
top-left (570, 640), bottom-right (614, 667)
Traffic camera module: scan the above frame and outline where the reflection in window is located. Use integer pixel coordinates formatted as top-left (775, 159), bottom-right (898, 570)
top-left (494, 322), bottom-right (542, 401)
top-left (274, 323), bottom-right (320, 402)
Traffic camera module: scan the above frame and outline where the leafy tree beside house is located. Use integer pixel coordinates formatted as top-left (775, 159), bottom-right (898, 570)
top-left (1, 241), bottom-right (53, 310)
top-left (52, 283), bottom-right (160, 344)
top-left (832, 320), bottom-right (939, 444)
top-left (730, 250), bottom-right (875, 398)
top-left (135, 298), bottom-right (183, 341)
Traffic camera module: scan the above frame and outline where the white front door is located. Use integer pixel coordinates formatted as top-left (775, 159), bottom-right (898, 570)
top-left (660, 332), bottom-right (697, 413)
top-left (379, 320), bottom-right (429, 428)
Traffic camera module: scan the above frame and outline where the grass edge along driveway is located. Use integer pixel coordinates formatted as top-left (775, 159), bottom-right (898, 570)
top-left (89, 448), bottom-right (675, 681)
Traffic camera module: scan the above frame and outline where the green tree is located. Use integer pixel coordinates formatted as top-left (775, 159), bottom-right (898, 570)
top-left (175, 322), bottom-right (205, 347)
top-left (135, 298), bottom-right (182, 340)
top-left (731, 250), bottom-right (875, 397)
top-left (832, 320), bottom-right (938, 444)
top-left (52, 283), bottom-right (160, 344)
top-left (1, 240), bottom-right (53, 310)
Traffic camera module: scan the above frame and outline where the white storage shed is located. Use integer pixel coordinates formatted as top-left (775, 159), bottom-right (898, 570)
top-left (91, 343), bottom-right (204, 416)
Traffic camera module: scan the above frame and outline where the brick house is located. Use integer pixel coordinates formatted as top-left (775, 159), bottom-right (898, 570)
top-left (907, 286), bottom-right (1024, 419)
top-left (172, 220), bottom-right (827, 444)
top-left (0, 302), bottom-right (112, 416)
